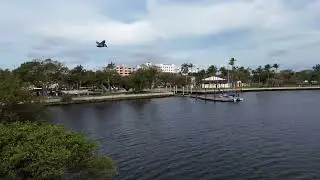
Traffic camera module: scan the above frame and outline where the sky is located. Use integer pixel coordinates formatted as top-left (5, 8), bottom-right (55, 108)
top-left (0, 0), bottom-right (319, 70)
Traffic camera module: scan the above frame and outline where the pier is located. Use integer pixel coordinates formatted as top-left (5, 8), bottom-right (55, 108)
top-left (190, 95), bottom-right (243, 102)
top-left (175, 86), bottom-right (320, 95)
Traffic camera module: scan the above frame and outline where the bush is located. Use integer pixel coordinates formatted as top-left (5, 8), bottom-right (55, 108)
top-left (61, 94), bottom-right (73, 102)
top-left (0, 122), bottom-right (117, 180)
top-left (0, 103), bottom-right (48, 123)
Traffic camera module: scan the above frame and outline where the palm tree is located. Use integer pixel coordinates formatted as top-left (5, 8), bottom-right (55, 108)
top-left (272, 63), bottom-right (279, 73)
top-left (256, 66), bottom-right (263, 86)
top-left (228, 57), bottom-right (236, 87)
top-left (206, 65), bottom-right (218, 77)
top-left (181, 63), bottom-right (190, 74)
top-left (264, 64), bottom-right (272, 87)
top-left (106, 62), bottom-right (116, 70)
top-left (313, 64), bottom-right (320, 72)
top-left (219, 67), bottom-right (228, 78)
top-left (229, 57), bottom-right (236, 67)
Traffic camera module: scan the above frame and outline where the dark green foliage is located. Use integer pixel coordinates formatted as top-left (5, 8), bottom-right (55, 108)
top-left (180, 63), bottom-right (194, 74)
top-left (0, 64), bottom-right (117, 180)
top-left (0, 122), bottom-right (116, 180)
top-left (0, 71), bottom-right (47, 123)
top-left (121, 76), bottom-right (135, 91)
top-left (61, 94), bottom-right (73, 102)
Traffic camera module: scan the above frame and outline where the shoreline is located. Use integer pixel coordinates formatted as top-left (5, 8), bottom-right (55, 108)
top-left (176, 86), bottom-right (320, 94)
top-left (44, 92), bottom-right (174, 106)
top-left (44, 86), bottom-right (320, 106)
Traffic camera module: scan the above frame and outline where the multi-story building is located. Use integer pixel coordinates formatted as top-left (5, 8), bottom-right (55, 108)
top-left (155, 63), bottom-right (177, 73)
top-left (116, 65), bottom-right (137, 76)
top-left (138, 62), bottom-right (180, 73)
top-left (137, 62), bottom-right (154, 69)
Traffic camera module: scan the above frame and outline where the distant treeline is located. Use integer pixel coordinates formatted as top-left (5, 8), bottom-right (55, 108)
top-left (1, 58), bottom-right (320, 93)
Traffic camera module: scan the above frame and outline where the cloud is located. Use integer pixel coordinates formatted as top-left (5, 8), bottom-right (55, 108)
top-left (0, 0), bottom-right (319, 70)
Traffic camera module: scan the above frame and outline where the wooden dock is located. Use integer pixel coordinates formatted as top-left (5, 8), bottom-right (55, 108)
top-left (176, 86), bottom-right (320, 94)
top-left (190, 95), bottom-right (242, 102)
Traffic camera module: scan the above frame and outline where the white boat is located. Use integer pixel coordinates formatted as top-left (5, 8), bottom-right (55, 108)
top-left (220, 93), bottom-right (243, 102)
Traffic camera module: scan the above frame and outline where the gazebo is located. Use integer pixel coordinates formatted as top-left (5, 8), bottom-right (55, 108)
top-left (201, 76), bottom-right (229, 89)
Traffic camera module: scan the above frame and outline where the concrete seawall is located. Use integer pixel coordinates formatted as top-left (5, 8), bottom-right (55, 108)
top-left (45, 92), bottom-right (174, 106)
top-left (176, 86), bottom-right (320, 94)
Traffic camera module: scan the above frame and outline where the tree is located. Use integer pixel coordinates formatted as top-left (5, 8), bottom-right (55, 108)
top-left (228, 58), bottom-right (237, 86)
top-left (229, 57), bottom-right (236, 67)
top-left (13, 59), bottom-right (68, 92)
top-left (313, 64), bottom-right (320, 72)
top-left (190, 69), bottom-right (206, 88)
top-left (130, 69), bottom-right (149, 92)
top-left (121, 76), bottom-right (134, 91)
top-left (144, 66), bottom-right (159, 89)
top-left (264, 64), bottom-right (272, 86)
top-left (106, 62), bottom-right (116, 70)
top-left (1, 66), bottom-right (117, 180)
top-left (0, 122), bottom-right (116, 180)
top-left (254, 66), bottom-right (264, 86)
top-left (0, 72), bottom-right (46, 123)
top-left (206, 65), bottom-right (217, 76)
top-left (273, 63), bottom-right (279, 73)
top-left (181, 63), bottom-right (191, 74)
top-left (13, 60), bottom-right (43, 87)
top-left (70, 65), bottom-right (86, 89)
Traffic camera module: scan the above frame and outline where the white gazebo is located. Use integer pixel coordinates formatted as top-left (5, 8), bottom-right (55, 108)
top-left (201, 76), bottom-right (230, 89)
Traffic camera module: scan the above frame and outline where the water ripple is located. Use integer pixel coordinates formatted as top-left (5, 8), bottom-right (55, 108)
top-left (49, 92), bottom-right (320, 180)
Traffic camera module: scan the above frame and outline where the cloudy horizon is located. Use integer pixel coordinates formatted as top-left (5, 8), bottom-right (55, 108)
top-left (0, 0), bottom-right (319, 70)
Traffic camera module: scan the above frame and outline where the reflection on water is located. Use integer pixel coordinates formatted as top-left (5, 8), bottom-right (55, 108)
top-left (50, 91), bottom-right (320, 180)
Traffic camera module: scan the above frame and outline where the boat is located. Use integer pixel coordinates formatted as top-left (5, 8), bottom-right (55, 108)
top-left (220, 91), bottom-right (243, 102)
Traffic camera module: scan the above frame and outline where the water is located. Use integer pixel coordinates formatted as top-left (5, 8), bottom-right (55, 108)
top-left (50, 91), bottom-right (320, 180)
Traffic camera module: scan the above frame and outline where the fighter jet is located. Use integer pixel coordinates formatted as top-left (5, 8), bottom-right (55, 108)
top-left (96, 40), bottom-right (108, 48)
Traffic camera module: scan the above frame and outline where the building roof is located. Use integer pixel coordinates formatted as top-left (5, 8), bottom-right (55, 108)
top-left (202, 76), bottom-right (226, 81)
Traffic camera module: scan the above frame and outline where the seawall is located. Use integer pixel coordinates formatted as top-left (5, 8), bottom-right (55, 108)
top-left (176, 86), bottom-right (320, 94)
top-left (45, 92), bottom-right (174, 106)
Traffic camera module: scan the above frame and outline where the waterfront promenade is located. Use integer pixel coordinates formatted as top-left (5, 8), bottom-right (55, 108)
top-left (175, 86), bottom-right (320, 94)
top-left (45, 92), bottom-right (174, 105)
top-left (44, 86), bottom-right (320, 105)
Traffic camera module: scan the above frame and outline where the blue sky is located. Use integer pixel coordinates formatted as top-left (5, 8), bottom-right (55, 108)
top-left (0, 0), bottom-right (319, 70)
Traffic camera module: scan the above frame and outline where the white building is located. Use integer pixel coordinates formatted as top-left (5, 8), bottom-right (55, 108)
top-left (201, 76), bottom-right (230, 89)
top-left (188, 66), bottom-right (199, 73)
top-left (137, 62), bottom-right (154, 69)
top-left (138, 62), bottom-right (179, 73)
top-left (155, 63), bottom-right (177, 73)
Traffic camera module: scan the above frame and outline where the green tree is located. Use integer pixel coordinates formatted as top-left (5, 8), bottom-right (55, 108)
top-left (229, 57), bottom-right (236, 67)
top-left (181, 63), bottom-right (192, 74)
top-left (228, 58), bottom-right (237, 86)
top-left (121, 75), bottom-right (134, 91)
top-left (273, 63), bottom-right (279, 73)
top-left (106, 62), bottom-right (116, 70)
top-left (253, 66), bottom-right (264, 86)
top-left (1, 65), bottom-right (117, 180)
top-left (206, 65), bottom-right (217, 77)
top-left (313, 64), bottom-right (320, 72)
top-left (13, 59), bottom-right (68, 92)
top-left (69, 65), bottom-right (86, 89)
top-left (0, 72), bottom-right (46, 123)
top-left (219, 66), bottom-right (228, 78)
top-left (190, 69), bottom-right (206, 88)
top-left (264, 64), bottom-right (272, 86)
top-left (0, 122), bottom-right (116, 180)
top-left (130, 69), bottom-right (148, 92)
